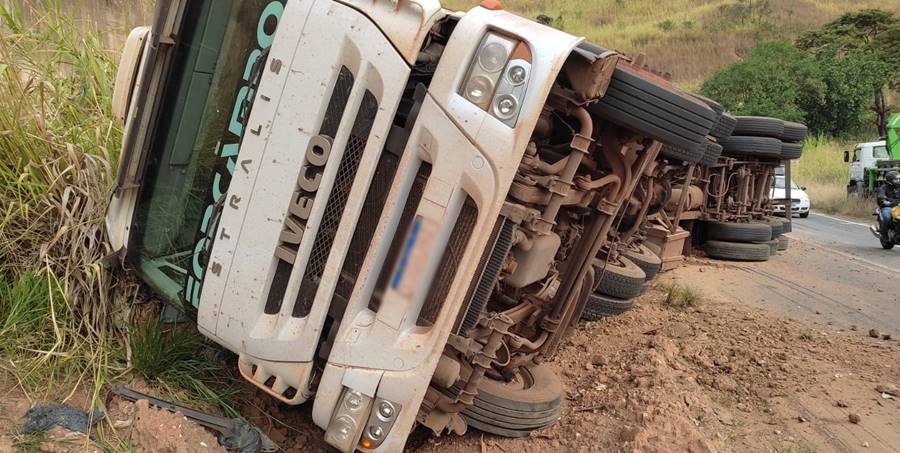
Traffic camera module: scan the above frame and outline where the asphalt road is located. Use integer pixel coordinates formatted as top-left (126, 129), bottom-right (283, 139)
top-left (670, 210), bottom-right (900, 335)
top-left (789, 210), bottom-right (900, 270)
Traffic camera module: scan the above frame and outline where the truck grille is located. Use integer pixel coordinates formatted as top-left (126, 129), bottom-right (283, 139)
top-left (264, 66), bottom-right (354, 315)
top-left (417, 197), bottom-right (479, 327)
top-left (334, 151), bottom-right (401, 304)
top-left (294, 90), bottom-right (379, 317)
top-left (368, 163), bottom-right (432, 313)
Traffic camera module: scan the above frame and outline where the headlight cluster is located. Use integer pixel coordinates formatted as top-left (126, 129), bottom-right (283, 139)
top-left (459, 32), bottom-right (532, 127)
top-left (324, 387), bottom-right (401, 451)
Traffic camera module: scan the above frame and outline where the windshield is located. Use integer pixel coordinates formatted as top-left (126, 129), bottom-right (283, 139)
top-left (773, 176), bottom-right (800, 190)
top-left (130, 0), bottom-right (284, 307)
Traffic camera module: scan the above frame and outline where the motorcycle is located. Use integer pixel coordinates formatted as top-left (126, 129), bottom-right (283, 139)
top-left (870, 205), bottom-right (900, 249)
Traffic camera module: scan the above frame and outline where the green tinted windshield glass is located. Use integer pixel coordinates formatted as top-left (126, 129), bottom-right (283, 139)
top-left (130, 0), bottom-right (284, 307)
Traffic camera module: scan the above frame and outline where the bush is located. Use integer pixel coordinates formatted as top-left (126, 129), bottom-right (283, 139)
top-left (700, 41), bottom-right (821, 123)
top-left (700, 39), bottom-right (889, 137)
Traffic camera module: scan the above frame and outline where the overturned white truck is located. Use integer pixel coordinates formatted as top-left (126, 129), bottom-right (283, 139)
top-left (106, 0), bottom-right (719, 450)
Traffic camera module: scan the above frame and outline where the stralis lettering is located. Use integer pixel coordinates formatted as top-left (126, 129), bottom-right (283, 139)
top-left (273, 135), bottom-right (333, 264)
top-left (184, 0), bottom-right (285, 307)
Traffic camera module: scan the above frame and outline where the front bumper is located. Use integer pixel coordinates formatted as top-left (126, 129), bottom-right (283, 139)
top-left (773, 200), bottom-right (809, 215)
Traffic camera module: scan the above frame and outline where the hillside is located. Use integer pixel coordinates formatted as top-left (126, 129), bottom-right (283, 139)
top-left (444, 0), bottom-right (900, 85)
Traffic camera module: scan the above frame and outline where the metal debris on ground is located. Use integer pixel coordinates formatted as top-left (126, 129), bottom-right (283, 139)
top-left (111, 385), bottom-right (276, 453)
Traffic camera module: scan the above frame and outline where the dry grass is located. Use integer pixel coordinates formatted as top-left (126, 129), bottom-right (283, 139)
top-left (0, 0), bottom-right (135, 398)
top-left (444, 0), bottom-right (900, 84)
top-left (792, 135), bottom-right (875, 219)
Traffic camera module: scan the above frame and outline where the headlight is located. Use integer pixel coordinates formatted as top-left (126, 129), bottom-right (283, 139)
top-left (324, 388), bottom-right (373, 452)
top-left (359, 399), bottom-right (402, 450)
top-left (324, 387), bottom-right (402, 452)
top-left (459, 32), bottom-right (532, 127)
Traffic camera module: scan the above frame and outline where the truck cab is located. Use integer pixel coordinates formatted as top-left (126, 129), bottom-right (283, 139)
top-left (846, 140), bottom-right (889, 195)
top-left (105, 0), bottom-right (717, 450)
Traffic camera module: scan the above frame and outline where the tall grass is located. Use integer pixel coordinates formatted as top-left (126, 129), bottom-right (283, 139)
top-left (0, 6), bottom-right (240, 443)
top-left (793, 135), bottom-right (874, 219)
top-left (0, 1), bottom-right (136, 403)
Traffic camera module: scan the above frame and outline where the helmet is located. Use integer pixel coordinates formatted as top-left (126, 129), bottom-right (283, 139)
top-left (887, 171), bottom-right (900, 187)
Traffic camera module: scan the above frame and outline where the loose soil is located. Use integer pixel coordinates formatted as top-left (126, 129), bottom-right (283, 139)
top-left (2, 261), bottom-right (898, 452)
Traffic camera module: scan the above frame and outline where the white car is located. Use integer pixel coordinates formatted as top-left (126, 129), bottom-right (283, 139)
top-left (770, 175), bottom-right (810, 218)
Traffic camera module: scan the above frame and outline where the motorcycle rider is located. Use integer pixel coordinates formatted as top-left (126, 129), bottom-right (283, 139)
top-left (876, 170), bottom-right (900, 234)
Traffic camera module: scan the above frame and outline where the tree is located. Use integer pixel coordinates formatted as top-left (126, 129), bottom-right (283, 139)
top-left (797, 10), bottom-right (899, 135)
top-left (700, 41), bottom-right (823, 123)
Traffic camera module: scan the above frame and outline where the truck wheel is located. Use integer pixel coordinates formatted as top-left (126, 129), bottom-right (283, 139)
top-left (732, 116), bottom-right (785, 137)
top-left (780, 121), bottom-right (808, 142)
top-left (781, 142), bottom-right (803, 160)
top-left (660, 143), bottom-right (704, 163)
top-left (459, 364), bottom-right (564, 437)
top-left (799, 211), bottom-right (809, 218)
top-left (593, 255), bottom-right (646, 300)
top-left (582, 293), bottom-right (635, 321)
top-left (703, 240), bottom-right (771, 261)
top-left (704, 221), bottom-right (772, 243)
top-left (622, 243), bottom-right (662, 280)
top-left (755, 239), bottom-right (779, 255)
top-left (589, 66), bottom-right (717, 153)
top-left (699, 141), bottom-right (723, 166)
top-left (764, 217), bottom-right (784, 238)
top-left (711, 113), bottom-right (737, 139)
top-left (719, 136), bottom-right (782, 158)
top-left (777, 235), bottom-right (789, 251)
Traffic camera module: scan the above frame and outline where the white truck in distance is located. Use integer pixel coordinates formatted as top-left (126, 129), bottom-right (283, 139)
top-left (846, 140), bottom-right (890, 196)
top-left (105, 0), bottom-right (718, 450)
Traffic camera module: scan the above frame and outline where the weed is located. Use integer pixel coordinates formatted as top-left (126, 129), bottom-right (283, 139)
top-left (130, 319), bottom-right (240, 416)
top-left (654, 282), bottom-right (705, 309)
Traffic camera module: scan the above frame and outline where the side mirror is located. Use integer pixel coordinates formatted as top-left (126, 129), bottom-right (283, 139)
top-left (801, 186), bottom-right (807, 191)
top-left (843, 150), bottom-right (850, 163)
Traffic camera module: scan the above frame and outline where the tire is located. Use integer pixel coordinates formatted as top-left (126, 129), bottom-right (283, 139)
top-left (691, 93), bottom-right (724, 117)
top-left (704, 221), bottom-right (772, 243)
top-left (764, 217), bottom-right (784, 238)
top-left (582, 293), bottom-right (635, 321)
top-left (593, 255), bottom-right (646, 300)
top-left (755, 239), bottom-right (778, 255)
top-left (458, 364), bottom-right (564, 437)
top-left (719, 136), bottom-right (783, 158)
top-left (589, 66), bottom-right (717, 153)
top-left (780, 121), bottom-right (808, 142)
top-left (777, 235), bottom-right (789, 251)
top-left (711, 113), bottom-right (737, 139)
top-left (732, 116), bottom-right (785, 137)
top-left (660, 143), bottom-right (704, 163)
top-left (699, 141), bottom-right (723, 166)
top-left (703, 240), bottom-right (771, 261)
top-left (799, 211), bottom-right (809, 218)
top-left (622, 243), bottom-right (662, 280)
top-left (781, 142), bottom-right (803, 160)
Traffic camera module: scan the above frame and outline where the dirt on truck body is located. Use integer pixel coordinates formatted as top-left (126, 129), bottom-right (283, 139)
top-left (97, 0), bottom-right (823, 451)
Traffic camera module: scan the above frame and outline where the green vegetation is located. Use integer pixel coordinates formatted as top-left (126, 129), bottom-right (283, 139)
top-left (701, 10), bottom-right (898, 136)
top-left (0, 4), bottom-right (235, 447)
